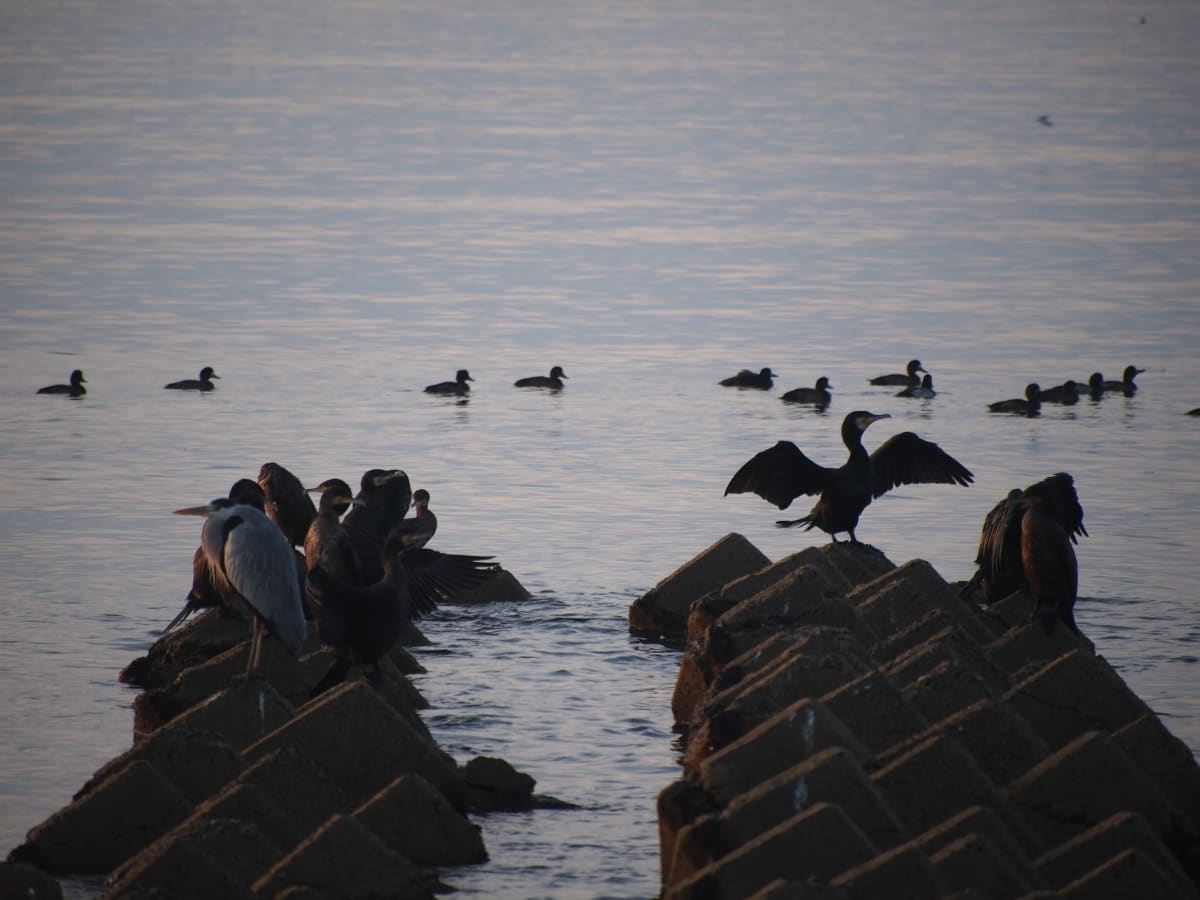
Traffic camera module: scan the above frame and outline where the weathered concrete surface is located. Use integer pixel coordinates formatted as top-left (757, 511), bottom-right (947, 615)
top-left (652, 535), bottom-right (1200, 898)
top-left (356, 774), bottom-right (487, 866)
top-left (0, 861), bottom-right (62, 900)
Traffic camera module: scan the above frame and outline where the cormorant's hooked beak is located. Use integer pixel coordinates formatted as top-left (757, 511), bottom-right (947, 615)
top-left (861, 412), bottom-right (891, 430)
top-left (379, 469), bottom-right (407, 484)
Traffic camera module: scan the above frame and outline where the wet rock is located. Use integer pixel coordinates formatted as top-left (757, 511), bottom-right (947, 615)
top-left (657, 779), bottom-right (720, 890)
top-left (244, 680), bottom-right (465, 811)
top-left (252, 814), bottom-right (433, 900)
top-left (0, 861), bottom-right (62, 899)
top-left (463, 755), bottom-right (536, 812)
top-left (1035, 811), bottom-right (1198, 898)
top-left (15, 760), bottom-right (191, 874)
top-left (630, 533), bottom-right (771, 641)
top-left (355, 773), bottom-right (487, 865)
top-left (78, 724), bottom-right (245, 806)
top-left (119, 607), bottom-right (252, 689)
top-left (441, 566), bottom-right (532, 604)
top-left (664, 802), bottom-right (878, 900)
top-left (104, 817), bottom-right (279, 898)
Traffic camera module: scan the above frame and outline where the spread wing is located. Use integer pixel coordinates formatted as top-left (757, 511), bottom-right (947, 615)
top-left (724, 440), bottom-right (832, 510)
top-left (1028, 472), bottom-right (1088, 544)
top-left (402, 548), bottom-right (502, 615)
top-left (869, 432), bottom-right (974, 499)
top-left (979, 489), bottom-right (1027, 576)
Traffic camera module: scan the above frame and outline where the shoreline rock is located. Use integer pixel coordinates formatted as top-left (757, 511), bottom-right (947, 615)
top-left (638, 533), bottom-right (1200, 899)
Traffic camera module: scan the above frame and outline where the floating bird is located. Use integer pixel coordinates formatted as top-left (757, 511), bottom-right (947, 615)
top-left (304, 479), bottom-right (363, 587)
top-left (868, 360), bottom-right (924, 387)
top-left (258, 461), bottom-right (317, 548)
top-left (37, 369), bottom-right (86, 397)
top-left (1037, 114), bottom-right (1054, 127)
top-left (961, 473), bottom-right (1087, 627)
top-left (1188, 408), bottom-right (1200, 417)
top-left (165, 366), bottom-right (220, 391)
top-left (720, 367), bottom-right (777, 389)
top-left (1102, 364), bottom-right (1145, 394)
top-left (1082, 372), bottom-right (1105, 399)
top-left (1038, 380), bottom-right (1081, 405)
top-left (163, 479), bottom-right (266, 633)
top-left (172, 495), bottom-right (307, 676)
top-left (780, 377), bottom-right (832, 406)
top-left (897, 373), bottom-right (936, 399)
top-left (725, 410), bottom-right (973, 544)
top-left (515, 366), bottom-right (567, 389)
top-left (988, 384), bottom-right (1041, 416)
top-left (425, 369), bottom-right (473, 395)
top-left (392, 488), bottom-right (437, 551)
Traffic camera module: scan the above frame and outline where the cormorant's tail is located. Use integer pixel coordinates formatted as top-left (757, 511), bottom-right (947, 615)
top-left (776, 516), bottom-right (815, 530)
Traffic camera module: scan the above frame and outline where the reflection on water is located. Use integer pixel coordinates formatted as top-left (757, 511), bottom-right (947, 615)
top-left (2, 0), bottom-right (1200, 895)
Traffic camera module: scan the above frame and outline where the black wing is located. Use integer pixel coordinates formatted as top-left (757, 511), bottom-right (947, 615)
top-left (724, 440), bottom-right (832, 510)
top-left (869, 432), bottom-right (974, 499)
top-left (402, 548), bottom-right (502, 615)
top-left (1027, 472), bottom-right (1087, 544)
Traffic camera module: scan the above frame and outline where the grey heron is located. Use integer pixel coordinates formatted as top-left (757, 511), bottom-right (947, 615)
top-left (37, 370), bottom-right (86, 396)
top-left (514, 366), bottom-right (567, 389)
top-left (425, 369), bottom-right (473, 395)
top-left (725, 410), bottom-right (973, 544)
top-left (165, 366), bottom-right (220, 391)
top-left (173, 495), bottom-right (307, 675)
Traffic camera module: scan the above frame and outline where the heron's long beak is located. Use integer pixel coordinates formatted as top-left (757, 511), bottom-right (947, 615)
top-left (172, 504), bottom-right (213, 517)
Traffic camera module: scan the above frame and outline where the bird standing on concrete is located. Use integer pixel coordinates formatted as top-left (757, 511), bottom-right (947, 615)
top-left (725, 410), bottom-right (973, 544)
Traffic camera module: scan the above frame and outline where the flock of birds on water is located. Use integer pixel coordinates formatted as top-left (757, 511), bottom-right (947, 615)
top-left (31, 355), bottom-right (1187, 676)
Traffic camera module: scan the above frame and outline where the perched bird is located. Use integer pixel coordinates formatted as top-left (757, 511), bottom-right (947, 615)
top-left (304, 479), bottom-right (363, 587)
top-left (1037, 380), bottom-right (1080, 405)
top-left (163, 479), bottom-right (266, 633)
top-left (515, 366), bottom-right (567, 389)
top-left (897, 373), bottom-right (936, 399)
top-left (868, 359), bottom-right (925, 387)
top-left (172, 495), bottom-right (307, 676)
top-left (37, 369), bottom-right (86, 397)
top-left (720, 367), bottom-right (777, 389)
top-left (725, 410), bottom-right (973, 544)
top-left (1102, 365), bottom-right (1145, 394)
top-left (165, 366), bottom-right (220, 391)
top-left (392, 488), bottom-right (437, 551)
top-left (988, 383), bottom-right (1041, 416)
top-left (425, 369), bottom-right (474, 395)
top-left (342, 468), bottom-right (412, 552)
top-left (258, 462), bottom-right (317, 548)
top-left (780, 377), bottom-right (832, 406)
top-left (961, 472), bottom-right (1087, 626)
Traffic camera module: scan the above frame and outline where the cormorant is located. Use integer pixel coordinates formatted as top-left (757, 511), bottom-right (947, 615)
top-left (869, 360), bottom-right (924, 387)
top-left (961, 472), bottom-right (1087, 630)
top-left (1102, 365), bottom-right (1145, 394)
top-left (392, 488), bottom-right (437, 550)
top-left (780, 377), bottom-right (832, 406)
top-left (37, 369), bottom-right (86, 397)
top-left (165, 366), bottom-right (220, 391)
top-left (425, 369), bottom-right (473, 395)
top-left (725, 410), bottom-right (973, 544)
top-left (172, 495), bottom-right (307, 675)
top-left (163, 479), bottom-right (265, 633)
top-left (304, 479), bottom-right (363, 587)
top-left (988, 384), bottom-right (1041, 416)
top-left (897, 373), bottom-right (936, 399)
top-left (515, 366), bottom-right (567, 389)
top-left (1037, 380), bottom-right (1080, 405)
top-left (342, 468), bottom-right (412, 549)
top-left (258, 461), bottom-right (317, 548)
top-left (720, 367), bottom-right (776, 389)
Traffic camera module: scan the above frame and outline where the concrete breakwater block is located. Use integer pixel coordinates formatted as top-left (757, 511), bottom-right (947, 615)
top-left (927, 831), bottom-right (1039, 900)
top-left (244, 680), bottom-right (466, 811)
top-left (355, 774), bottom-right (487, 866)
top-left (166, 681), bottom-right (296, 751)
top-left (630, 533), bottom-right (771, 641)
top-left (0, 861), bottom-right (62, 900)
top-left (118, 607), bottom-right (251, 689)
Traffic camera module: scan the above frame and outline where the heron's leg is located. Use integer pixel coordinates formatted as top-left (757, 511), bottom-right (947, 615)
top-left (246, 617), bottom-right (263, 675)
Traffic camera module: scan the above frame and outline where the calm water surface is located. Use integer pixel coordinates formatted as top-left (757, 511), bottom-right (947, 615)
top-left (2, 1), bottom-right (1200, 897)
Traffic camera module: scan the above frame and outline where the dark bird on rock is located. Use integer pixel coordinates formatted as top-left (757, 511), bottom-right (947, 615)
top-left (868, 359), bottom-right (924, 387)
top-left (988, 384), bottom-right (1041, 416)
top-left (720, 367), bottom-right (777, 389)
top-left (163, 479), bottom-right (266, 633)
top-left (304, 479), bottom-right (364, 587)
top-left (165, 366), bottom-right (220, 391)
top-left (781, 376), bottom-right (832, 406)
top-left (172, 494), bottom-right (307, 676)
top-left (961, 472), bottom-right (1087, 634)
top-left (342, 468), bottom-right (412, 546)
top-left (258, 461), bottom-right (317, 548)
top-left (897, 373), bottom-right (936, 399)
top-left (392, 488), bottom-right (437, 551)
top-left (425, 369), bottom-right (473, 395)
top-left (725, 410), bottom-right (973, 544)
top-left (515, 366), bottom-right (567, 389)
top-left (37, 369), bottom-right (86, 397)
top-left (1102, 364), bottom-right (1145, 394)
top-left (1037, 380), bottom-right (1080, 405)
